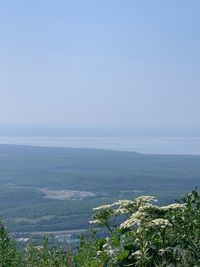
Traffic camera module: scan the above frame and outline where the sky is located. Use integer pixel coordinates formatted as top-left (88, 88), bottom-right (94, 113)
top-left (0, 0), bottom-right (200, 136)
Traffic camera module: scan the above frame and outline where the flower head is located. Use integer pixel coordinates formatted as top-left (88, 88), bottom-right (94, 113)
top-left (93, 204), bottom-right (113, 211)
top-left (160, 203), bottom-right (186, 211)
top-left (149, 218), bottom-right (172, 229)
top-left (120, 211), bottom-right (148, 229)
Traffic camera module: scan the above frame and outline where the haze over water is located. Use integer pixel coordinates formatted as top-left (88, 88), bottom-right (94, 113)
top-left (0, 136), bottom-right (200, 155)
top-left (1, 2), bottom-right (200, 156)
top-left (1, 2), bottom-right (200, 137)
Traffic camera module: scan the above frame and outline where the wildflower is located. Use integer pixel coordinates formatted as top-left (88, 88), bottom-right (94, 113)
top-left (131, 250), bottom-right (142, 260)
top-left (161, 203), bottom-right (186, 211)
top-left (102, 243), bottom-right (108, 249)
top-left (135, 196), bottom-right (156, 209)
top-left (89, 219), bottom-right (102, 224)
top-left (158, 248), bottom-right (166, 255)
top-left (112, 199), bottom-right (135, 207)
top-left (132, 250), bottom-right (142, 256)
top-left (96, 251), bottom-right (102, 256)
top-left (120, 211), bottom-right (148, 229)
top-left (149, 218), bottom-right (172, 229)
top-left (114, 207), bottom-right (129, 215)
top-left (138, 203), bottom-right (161, 213)
top-left (135, 195), bottom-right (156, 203)
top-left (93, 204), bottom-right (113, 211)
top-left (113, 199), bottom-right (136, 215)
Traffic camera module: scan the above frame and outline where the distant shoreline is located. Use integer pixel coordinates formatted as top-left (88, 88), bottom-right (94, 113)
top-left (0, 143), bottom-right (200, 158)
top-left (0, 136), bottom-right (200, 155)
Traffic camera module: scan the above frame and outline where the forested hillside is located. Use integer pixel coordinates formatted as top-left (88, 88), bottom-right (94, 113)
top-left (0, 145), bottom-right (200, 234)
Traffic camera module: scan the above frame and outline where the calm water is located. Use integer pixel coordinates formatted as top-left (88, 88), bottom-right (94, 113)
top-left (0, 136), bottom-right (200, 155)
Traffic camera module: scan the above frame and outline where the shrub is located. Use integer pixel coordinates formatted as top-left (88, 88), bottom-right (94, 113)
top-left (88, 189), bottom-right (200, 266)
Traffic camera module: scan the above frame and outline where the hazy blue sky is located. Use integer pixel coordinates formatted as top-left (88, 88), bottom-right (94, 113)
top-left (0, 1), bottom-right (199, 136)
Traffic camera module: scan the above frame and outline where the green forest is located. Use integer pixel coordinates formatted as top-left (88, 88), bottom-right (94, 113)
top-left (1, 145), bottom-right (200, 234)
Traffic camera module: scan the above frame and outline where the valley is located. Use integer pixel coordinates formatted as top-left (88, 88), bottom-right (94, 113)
top-left (0, 144), bottom-right (200, 245)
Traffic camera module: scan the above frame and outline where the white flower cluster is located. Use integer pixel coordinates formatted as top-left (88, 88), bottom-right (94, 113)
top-left (160, 203), bottom-right (186, 211)
top-left (112, 199), bottom-right (135, 206)
top-left (120, 211), bottom-right (148, 229)
top-left (90, 195), bottom-right (187, 231)
top-left (131, 250), bottom-right (142, 260)
top-left (149, 218), bottom-right (172, 228)
top-left (102, 240), bottom-right (120, 258)
top-left (93, 204), bottom-right (113, 211)
top-left (91, 196), bottom-right (156, 219)
top-left (90, 204), bottom-right (114, 225)
top-left (135, 195), bottom-right (156, 203)
top-left (138, 203), bottom-right (161, 213)
top-left (89, 219), bottom-right (102, 224)
top-left (114, 207), bottom-right (129, 215)
top-left (112, 199), bottom-right (136, 215)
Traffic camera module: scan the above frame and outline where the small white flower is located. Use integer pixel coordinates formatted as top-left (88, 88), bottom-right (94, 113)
top-left (135, 196), bottom-right (156, 203)
top-left (120, 211), bottom-right (148, 229)
top-left (93, 204), bottom-right (113, 211)
top-left (131, 250), bottom-right (142, 259)
top-left (113, 199), bottom-right (135, 206)
top-left (161, 203), bottom-right (186, 211)
top-left (138, 203), bottom-right (161, 212)
top-left (96, 251), bottom-right (102, 256)
top-left (132, 250), bottom-right (142, 256)
top-left (149, 218), bottom-right (172, 228)
top-left (89, 219), bottom-right (101, 224)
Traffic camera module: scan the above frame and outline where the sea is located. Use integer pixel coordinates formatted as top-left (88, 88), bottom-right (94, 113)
top-left (0, 136), bottom-right (200, 155)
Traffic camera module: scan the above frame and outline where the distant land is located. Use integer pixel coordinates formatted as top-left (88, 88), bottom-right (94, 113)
top-left (0, 136), bottom-right (200, 155)
top-left (0, 144), bottom-right (200, 236)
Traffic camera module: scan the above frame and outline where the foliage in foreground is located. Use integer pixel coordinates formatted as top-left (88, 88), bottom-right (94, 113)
top-left (1, 189), bottom-right (200, 266)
